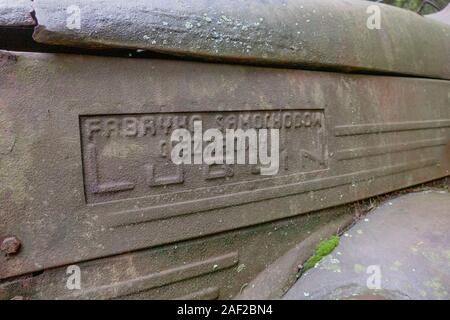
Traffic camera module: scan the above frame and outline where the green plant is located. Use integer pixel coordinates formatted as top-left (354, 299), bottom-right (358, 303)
top-left (303, 235), bottom-right (340, 271)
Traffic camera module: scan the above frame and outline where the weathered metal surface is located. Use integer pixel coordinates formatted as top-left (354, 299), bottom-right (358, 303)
top-left (10, 0), bottom-right (449, 80)
top-left (0, 206), bottom-right (353, 299)
top-left (1, 50), bottom-right (449, 292)
top-left (80, 110), bottom-right (325, 207)
top-left (427, 4), bottom-right (450, 25)
top-left (0, 0), bottom-right (35, 27)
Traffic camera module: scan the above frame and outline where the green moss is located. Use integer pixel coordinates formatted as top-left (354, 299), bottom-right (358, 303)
top-left (303, 236), bottom-right (340, 271)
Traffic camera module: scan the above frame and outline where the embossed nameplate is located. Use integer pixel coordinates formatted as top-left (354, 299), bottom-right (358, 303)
top-left (81, 111), bottom-right (327, 204)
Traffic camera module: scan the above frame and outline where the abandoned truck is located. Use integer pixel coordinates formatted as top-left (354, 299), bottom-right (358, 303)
top-left (0, 0), bottom-right (449, 300)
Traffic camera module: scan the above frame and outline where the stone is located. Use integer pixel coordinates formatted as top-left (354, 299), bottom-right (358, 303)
top-left (284, 191), bottom-right (450, 300)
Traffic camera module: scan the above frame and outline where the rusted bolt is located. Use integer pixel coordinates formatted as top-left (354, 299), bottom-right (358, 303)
top-left (1, 236), bottom-right (21, 255)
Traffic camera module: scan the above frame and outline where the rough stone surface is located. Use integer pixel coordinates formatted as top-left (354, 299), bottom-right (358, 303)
top-left (284, 190), bottom-right (450, 300)
top-left (0, 0), bottom-right (35, 27)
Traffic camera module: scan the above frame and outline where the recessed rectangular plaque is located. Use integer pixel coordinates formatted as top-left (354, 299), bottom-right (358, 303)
top-left (80, 110), bottom-right (327, 204)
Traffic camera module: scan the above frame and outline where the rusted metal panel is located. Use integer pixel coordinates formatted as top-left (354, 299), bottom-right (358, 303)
top-left (4, 0), bottom-right (448, 80)
top-left (0, 207), bottom-right (353, 300)
top-left (1, 51), bottom-right (449, 291)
